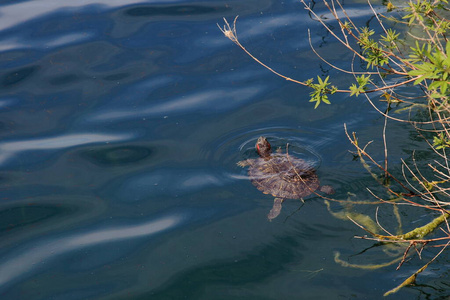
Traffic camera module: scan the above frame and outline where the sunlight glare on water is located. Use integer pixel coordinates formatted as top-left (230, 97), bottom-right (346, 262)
top-left (0, 132), bottom-right (132, 166)
top-left (0, 214), bottom-right (185, 288)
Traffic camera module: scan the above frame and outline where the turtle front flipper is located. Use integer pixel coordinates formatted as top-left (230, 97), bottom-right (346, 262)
top-left (267, 198), bottom-right (284, 220)
top-left (237, 159), bottom-right (254, 167)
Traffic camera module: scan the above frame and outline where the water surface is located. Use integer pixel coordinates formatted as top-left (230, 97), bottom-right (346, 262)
top-left (0, 0), bottom-right (447, 299)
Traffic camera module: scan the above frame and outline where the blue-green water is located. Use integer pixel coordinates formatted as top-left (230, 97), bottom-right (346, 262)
top-left (0, 1), bottom-right (448, 299)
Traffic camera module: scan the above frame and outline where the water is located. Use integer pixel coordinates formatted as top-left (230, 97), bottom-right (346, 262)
top-left (0, 1), bottom-right (448, 299)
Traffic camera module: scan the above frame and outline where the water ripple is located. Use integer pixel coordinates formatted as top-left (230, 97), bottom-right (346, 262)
top-left (0, 32), bottom-right (94, 52)
top-left (0, 132), bottom-right (132, 166)
top-left (0, 213), bottom-right (186, 290)
top-left (0, 0), bottom-right (174, 32)
top-left (209, 13), bottom-right (312, 47)
top-left (207, 126), bottom-right (332, 172)
top-left (90, 86), bottom-right (263, 121)
top-left (108, 169), bottom-right (225, 201)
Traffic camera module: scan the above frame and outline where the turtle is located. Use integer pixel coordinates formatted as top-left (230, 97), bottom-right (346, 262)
top-left (237, 136), bottom-right (334, 220)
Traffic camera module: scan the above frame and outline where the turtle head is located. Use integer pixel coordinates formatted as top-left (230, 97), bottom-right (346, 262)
top-left (256, 136), bottom-right (271, 158)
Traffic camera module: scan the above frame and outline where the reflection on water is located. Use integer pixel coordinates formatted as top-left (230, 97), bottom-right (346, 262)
top-left (112, 169), bottom-right (225, 201)
top-left (0, 213), bottom-right (186, 289)
top-left (89, 86), bottom-right (262, 121)
top-left (0, 132), bottom-right (132, 166)
top-left (124, 5), bottom-right (228, 17)
top-left (0, 0), bottom-right (148, 32)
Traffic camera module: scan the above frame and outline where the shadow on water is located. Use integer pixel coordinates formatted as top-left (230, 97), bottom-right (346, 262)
top-left (80, 145), bottom-right (153, 166)
top-left (0, 202), bottom-right (74, 233)
top-left (2, 65), bottom-right (40, 87)
top-left (141, 236), bottom-right (301, 300)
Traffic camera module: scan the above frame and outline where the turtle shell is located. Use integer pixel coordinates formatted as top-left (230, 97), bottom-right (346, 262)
top-left (248, 153), bottom-right (319, 199)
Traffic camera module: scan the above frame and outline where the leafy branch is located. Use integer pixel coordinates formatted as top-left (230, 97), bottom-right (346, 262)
top-left (219, 0), bottom-right (450, 295)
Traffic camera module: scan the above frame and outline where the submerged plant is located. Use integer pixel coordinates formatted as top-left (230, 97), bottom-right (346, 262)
top-left (219, 0), bottom-right (450, 295)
